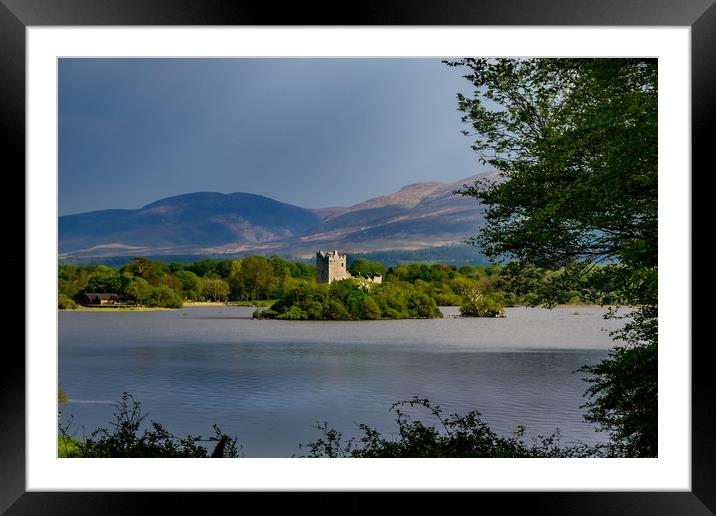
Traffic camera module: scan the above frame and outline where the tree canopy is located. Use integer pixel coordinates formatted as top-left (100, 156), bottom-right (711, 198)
top-left (348, 258), bottom-right (386, 279)
top-left (446, 58), bottom-right (658, 456)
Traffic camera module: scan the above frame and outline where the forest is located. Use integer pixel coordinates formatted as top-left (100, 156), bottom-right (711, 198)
top-left (58, 255), bottom-right (618, 319)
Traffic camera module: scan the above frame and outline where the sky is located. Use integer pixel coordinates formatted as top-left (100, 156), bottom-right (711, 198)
top-left (59, 58), bottom-right (490, 216)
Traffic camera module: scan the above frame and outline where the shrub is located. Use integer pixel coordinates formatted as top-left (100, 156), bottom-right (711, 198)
top-left (459, 292), bottom-right (506, 318)
top-left (147, 285), bottom-right (183, 308)
top-left (58, 294), bottom-right (77, 310)
top-left (253, 308), bottom-right (278, 319)
top-left (265, 280), bottom-right (442, 321)
top-left (277, 305), bottom-right (309, 320)
top-left (300, 397), bottom-right (606, 458)
top-left (59, 393), bottom-right (240, 458)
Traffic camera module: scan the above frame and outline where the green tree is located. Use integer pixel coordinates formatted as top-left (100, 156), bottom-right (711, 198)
top-left (447, 58), bottom-right (657, 456)
top-left (148, 285), bottom-right (183, 308)
top-left (226, 259), bottom-right (244, 300)
top-left (124, 277), bottom-right (153, 305)
top-left (120, 257), bottom-right (169, 286)
top-left (174, 270), bottom-right (203, 300)
top-left (85, 275), bottom-right (123, 294)
top-left (185, 259), bottom-right (220, 279)
top-left (349, 258), bottom-right (385, 279)
top-left (202, 278), bottom-right (230, 302)
top-left (240, 256), bottom-right (275, 300)
top-left (456, 287), bottom-right (505, 318)
top-left (58, 294), bottom-right (77, 310)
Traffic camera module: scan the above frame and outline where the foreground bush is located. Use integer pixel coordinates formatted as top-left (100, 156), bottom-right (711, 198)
top-left (60, 393), bottom-right (631, 458)
top-left (300, 397), bottom-right (609, 458)
top-left (59, 393), bottom-right (239, 458)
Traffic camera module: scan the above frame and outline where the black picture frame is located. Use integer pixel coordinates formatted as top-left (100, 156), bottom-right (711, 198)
top-left (4, 0), bottom-right (711, 513)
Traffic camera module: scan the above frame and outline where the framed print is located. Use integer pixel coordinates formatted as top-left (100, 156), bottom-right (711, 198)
top-left (4, 0), bottom-right (713, 513)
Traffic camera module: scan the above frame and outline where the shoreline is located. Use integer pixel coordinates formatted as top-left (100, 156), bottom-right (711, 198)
top-left (60, 306), bottom-right (174, 312)
top-left (59, 303), bottom-right (622, 313)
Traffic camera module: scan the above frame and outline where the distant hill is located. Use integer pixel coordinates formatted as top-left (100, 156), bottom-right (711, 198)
top-left (59, 172), bottom-right (498, 261)
top-left (59, 192), bottom-right (322, 255)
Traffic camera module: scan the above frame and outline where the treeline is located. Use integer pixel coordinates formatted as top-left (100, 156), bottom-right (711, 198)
top-left (58, 255), bottom-right (315, 309)
top-left (257, 260), bottom-right (618, 321)
top-left (58, 255), bottom-right (618, 313)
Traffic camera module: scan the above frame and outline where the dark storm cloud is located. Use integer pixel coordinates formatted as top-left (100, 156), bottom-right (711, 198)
top-left (59, 58), bottom-right (488, 215)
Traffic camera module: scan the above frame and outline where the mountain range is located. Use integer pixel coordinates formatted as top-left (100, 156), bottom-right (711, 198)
top-left (59, 172), bottom-right (498, 261)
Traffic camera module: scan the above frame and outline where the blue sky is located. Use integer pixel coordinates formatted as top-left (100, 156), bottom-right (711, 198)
top-left (59, 58), bottom-right (488, 216)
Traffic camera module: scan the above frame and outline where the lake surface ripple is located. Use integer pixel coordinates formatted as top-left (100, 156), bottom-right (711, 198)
top-left (59, 306), bottom-right (621, 457)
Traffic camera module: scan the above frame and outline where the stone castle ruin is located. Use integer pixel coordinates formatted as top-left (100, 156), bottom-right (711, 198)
top-left (315, 250), bottom-right (382, 285)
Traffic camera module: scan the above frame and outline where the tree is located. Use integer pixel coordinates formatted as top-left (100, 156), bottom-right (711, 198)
top-left (148, 285), bottom-right (183, 308)
top-left (185, 259), bottom-right (221, 279)
top-left (58, 293), bottom-right (77, 310)
top-left (85, 274), bottom-right (123, 294)
top-left (174, 270), bottom-right (203, 300)
top-left (446, 58), bottom-right (657, 456)
top-left (202, 278), bottom-right (230, 302)
top-left (226, 260), bottom-right (244, 300)
top-left (349, 258), bottom-right (385, 279)
top-left (121, 257), bottom-right (169, 286)
top-left (239, 256), bottom-right (275, 300)
top-left (456, 287), bottom-right (505, 318)
top-left (124, 277), bottom-right (153, 306)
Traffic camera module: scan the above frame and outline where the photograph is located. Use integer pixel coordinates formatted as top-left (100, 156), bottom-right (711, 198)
top-left (56, 56), bottom-right (657, 460)
top-left (6, 7), bottom-right (708, 510)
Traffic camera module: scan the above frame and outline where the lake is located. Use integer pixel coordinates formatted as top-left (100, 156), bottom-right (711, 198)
top-left (59, 306), bottom-right (620, 457)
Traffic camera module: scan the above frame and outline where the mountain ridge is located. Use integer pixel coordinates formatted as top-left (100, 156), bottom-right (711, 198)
top-left (59, 171), bottom-right (498, 259)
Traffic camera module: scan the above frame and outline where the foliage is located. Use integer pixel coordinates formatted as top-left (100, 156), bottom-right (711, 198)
top-left (578, 304), bottom-right (658, 457)
top-left (58, 393), bottom-right (625, 458)
top-left (120, 257), bottom-right (170, 286)
top-left (58, 254), bottom-right (615, 313)
top-left (261, 280), bottom-right (443, 321)
top-left (446, 58), bottom-right (658, 456)
top-left (58, 435), bottom-right (82, 458)
top-left (57, 255), bottom-right (319, 308)
top-left (579, 341), bottom-right (657, 457)
top-left (124, 277), bottom-right (153, 305)
top-left (174, 270), bottom-right (203, 300)
top-left (58, 294), bottom-right (77, 310)
top-left (234, 256), bottom-right (275, 300)
top-left (85, 274), bottom-right (125, 294)
top-left (202, 278), bottom-right (230, 302)
top-left (59, 393), bottom-right (240, 458)
top-left (184, 259), bottom-right (222, 279)
top-left (348, 258), bottom-right (386, 279)
top-left (447, 59), bottom-right (656, 276)
top-left (457, 289), bottom-right (506, 318)
top-left (147, 284), bottom-right (183, 308)
top-left (300, 397), bottom-right (606, 458)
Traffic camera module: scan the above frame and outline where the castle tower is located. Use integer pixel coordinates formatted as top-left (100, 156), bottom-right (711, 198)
top-left (315, 249), bottom-right (352, 284)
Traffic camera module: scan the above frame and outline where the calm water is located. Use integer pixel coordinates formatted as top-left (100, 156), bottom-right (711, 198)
top-left (59, 306), bottom-right (620, 457)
